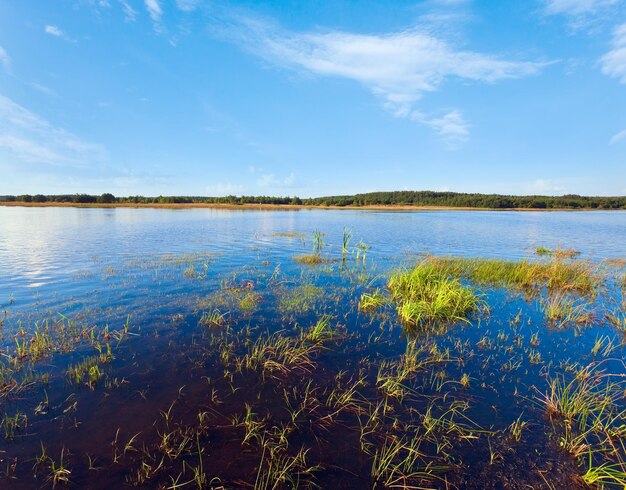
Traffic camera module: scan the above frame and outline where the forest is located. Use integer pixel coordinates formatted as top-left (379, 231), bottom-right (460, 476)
top-left (1, 191), bottom-right (625, 209)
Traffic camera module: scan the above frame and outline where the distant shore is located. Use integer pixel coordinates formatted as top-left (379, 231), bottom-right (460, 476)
top-left (0, 201), bottom-right (620, 212)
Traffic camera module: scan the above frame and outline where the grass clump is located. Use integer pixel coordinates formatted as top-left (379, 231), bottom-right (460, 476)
top-left (293, 254), bottom-right (326, 265)
top-left (388, 261), bottom-right (480, 326)
top-left (242, 332), bottom-right (317, 379)
top-left (199, 309), bottom-right (227, 328)
top-left (306, 314), bottom-right (336, 343)
top-left (67, 355), bottom-right (107, 389)
top-left (541, 293), bottom-right (592, 328)
top-left (359, 289), bottom-right (387, 312)
top-left (535, 246), bottom-right (581, 259)
top-left (424, 256), bottom-right (600, 295)
top-left (537, 364), bottom-right (626, 486)
top-left (606, 303), bottom-right (626, 332)
top-left (535, 246), bottom-right (553, 256)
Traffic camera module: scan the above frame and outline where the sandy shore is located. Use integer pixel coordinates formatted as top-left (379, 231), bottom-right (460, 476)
top-left (0, 202), bottom-right (619, 211)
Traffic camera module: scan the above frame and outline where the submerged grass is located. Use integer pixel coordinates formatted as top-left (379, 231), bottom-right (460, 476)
top-left (278, 284), bottom-right (324, 315)
top-left (293, 254), bottom-right (326, 265)
top-left (541, 293), bottom-right (593, 328)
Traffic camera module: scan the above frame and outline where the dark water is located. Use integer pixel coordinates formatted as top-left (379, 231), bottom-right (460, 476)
top-left (0, 207), bottom-right (625, 489)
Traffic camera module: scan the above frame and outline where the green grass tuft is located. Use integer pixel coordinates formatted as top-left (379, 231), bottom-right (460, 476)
top-left (388, 261), bottom-right (480, 326)
top-left (422, 255), bottom-right (600, 295)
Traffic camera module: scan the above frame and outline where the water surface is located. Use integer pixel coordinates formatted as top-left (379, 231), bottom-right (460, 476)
top-left (0, 207), bottom-right (625, 489)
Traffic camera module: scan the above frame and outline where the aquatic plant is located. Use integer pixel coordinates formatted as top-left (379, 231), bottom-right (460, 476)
top-left (582, 458), bottom-right (626, 487)
top-left (278, 284), bottom-right (324, 315)
top-left (199, 309), bottom-right (227, 328)
top-left (606, 298), bottom-right (626, 332)
top-left (507, 414), bottom-right (527, 442)
top-left (359, 289), bottom-right (387, 312)
top-left (48, 448), bottom-right (71, 488)
top-left (535, 246), bottom-right (553, 256)
top-left (312, 230), bottom-right (325, 254)
top-left (273, 232), bottom-right (305, 238)
top-left (356, 240), bottom-right (370, 265)
top-left (541, 293), bottom-right (592, 328)
top-left (66, 351), bottom-right (111, 389)
top-left (389, 261), bottom-right (480, 326)
top-left (1, 411), bottom-right (27, 440)
top-left (342, 226), bottom-right (352, 259)
top-left (293, 254), bottom-right (326, 265)
top-left (242, 332), bottom-right (318, 379)
top-left (305, 314), bottom-right (336, 343)
top-left (423, 255), bottom-right (600, 295)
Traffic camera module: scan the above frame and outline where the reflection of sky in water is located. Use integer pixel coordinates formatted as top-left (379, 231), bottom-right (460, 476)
top-left (1, 207), bottom-right (625, 314)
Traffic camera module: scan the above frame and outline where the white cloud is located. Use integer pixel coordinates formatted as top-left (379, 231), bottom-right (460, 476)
top-left (600, 23), bottom-right (626, 82)
top-left (0, 95), bottom-right (105, 166)
top-left (119, 0), bottom-right (138, 21)
top-left (206, 182), bottom-right (245, 196)
top-left (44, 25), bottom-right (75, 42)
top-left (226, 18), bottom-right (545, 145)
top-left (256, 172), bottom-right (296, 188)
top-left (0, 46), bottom-right (11, 74)
top-left (29, 82), bottom-right (57, 97)
top-left (543, 0), bottom-right (621, 15)
top-left (144, 0), bottom-right (162, 23)
top-left (413, 110), bottom-right (470, 148)
top-left (45, 25), bottom-right (65, 38)
top-left (176, 0), bottom-right (202, 12)
top-left (610, 128), bottom-right (626, 144)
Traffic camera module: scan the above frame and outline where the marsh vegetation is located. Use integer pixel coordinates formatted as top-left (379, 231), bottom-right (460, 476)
top-left (2, 211), bottom-right (626, 489)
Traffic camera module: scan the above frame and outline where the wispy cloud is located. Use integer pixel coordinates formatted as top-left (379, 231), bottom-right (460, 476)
top-left (413, 110), bottom-right (470, 148)
top-left (119, 0), bottom-right (138, 21)
top-left (223, 17), bottom-right (545, 145)
top-left (600, 23), bottom-right (626, 82)
top-left (0, 46), bottom-right (11, 74)
top-left (0, 95), bottom-right (105, 166)
top-left (256, 172), bottom-right (296, 188)
top-left (144, 0), bottom-right (162, 23)
top-left (29, 82), bottom-right (57, 97)
top-left (44, 25), bottom-right (74, 42)
top-left (542, 0), bottom-right (621, 15)
top-left (176, 0), bottom-right (202, 12)
top-left (610, 128), bottom-right (626, 144)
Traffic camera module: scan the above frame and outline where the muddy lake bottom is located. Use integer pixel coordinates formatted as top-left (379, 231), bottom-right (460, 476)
top-left (1, 208), bottom-right (626, 489)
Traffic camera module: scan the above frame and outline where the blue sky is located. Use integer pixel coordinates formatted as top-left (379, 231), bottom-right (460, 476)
top-left (0, 0), bottom-right (625, 197)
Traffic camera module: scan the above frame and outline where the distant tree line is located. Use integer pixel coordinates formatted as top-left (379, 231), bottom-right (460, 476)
top-left (1, 191), bottom-right (625, 209)
top-left (301, 191), bottom-right (626, 209)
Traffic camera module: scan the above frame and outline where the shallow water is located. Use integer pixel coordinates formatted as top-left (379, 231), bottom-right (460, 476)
top-left (0, 207), bottom-right (625, 489)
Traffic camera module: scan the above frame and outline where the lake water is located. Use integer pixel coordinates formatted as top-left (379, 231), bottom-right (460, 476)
top-left (0, 207), bottom-right (625, 489)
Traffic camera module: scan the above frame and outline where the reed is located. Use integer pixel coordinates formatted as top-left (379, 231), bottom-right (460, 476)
top-left (342, 226), bottom-right (352, 259)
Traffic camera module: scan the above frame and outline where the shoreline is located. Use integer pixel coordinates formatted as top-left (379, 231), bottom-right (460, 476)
top-left (0, 202), bottom-right (622, 211)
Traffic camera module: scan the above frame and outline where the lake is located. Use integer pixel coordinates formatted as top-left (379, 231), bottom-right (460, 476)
top-left (1, 206), bottom-right (625, 489)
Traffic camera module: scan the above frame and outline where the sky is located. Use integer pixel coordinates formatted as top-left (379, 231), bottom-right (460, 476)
top-left (0, 0), bottom-right (625, 197)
